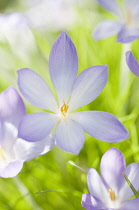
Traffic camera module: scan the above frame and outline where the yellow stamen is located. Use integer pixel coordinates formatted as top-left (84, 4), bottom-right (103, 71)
top-left (0, 146), bottom-right (5, 159)
top-left (126, 9), bottom-right (132, 26)
top-left (108, 188), bottom-right (116, 201)
top-left (60, 103), bottom-right (69, 117)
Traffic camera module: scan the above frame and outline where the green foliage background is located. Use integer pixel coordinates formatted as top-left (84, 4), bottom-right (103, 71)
top-left (0, 0), bottom-right (139, 209)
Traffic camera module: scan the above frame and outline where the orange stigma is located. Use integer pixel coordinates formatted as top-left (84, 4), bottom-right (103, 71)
top-left (0, 146), bottom-right (5, 159)
top-left (60, 103), bottom-right (69, 117)
top-left (126, 9), bottom-right (132, 26)
top-left (108, 188), bottom-right (116, 201)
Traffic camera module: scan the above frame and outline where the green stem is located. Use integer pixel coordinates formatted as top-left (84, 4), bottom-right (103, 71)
top-left (13, 177), bottom-right (42, 210)
top-left (68, 160), bottom-right (87, 173)
top-left (119, 43), bottom-right (132, 98)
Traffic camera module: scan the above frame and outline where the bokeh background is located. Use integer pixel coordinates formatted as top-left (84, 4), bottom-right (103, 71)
top-left (0, 0), bottom-right (139, 209)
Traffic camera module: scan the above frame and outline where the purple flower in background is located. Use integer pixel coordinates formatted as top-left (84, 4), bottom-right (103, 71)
top-left (0, 87), bottom-right (55, 178)
top-left (126, 51), bottom-right (139, 76)
top-left (17, 32), bottom-right (128, 155)
top-left (82, 147), bottom-right (139, 210)
top-left (93, 0), bottom-right (139, 43)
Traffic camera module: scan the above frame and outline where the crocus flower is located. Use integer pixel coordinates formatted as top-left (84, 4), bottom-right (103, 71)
top-left (17, 32), bottom-right (129, 155)
top-left (82, 147), bottom-right (139, 210)
top-left (126, 51), bottom-right (139, 76)
top-left (0, 12), bottom-right (37, 62)
top-left (93, 0), bottom-right (139, 43)
top-left (23, 0), bottom-right (78, 32)
top-left (0, 87), bottom-right (55, 178)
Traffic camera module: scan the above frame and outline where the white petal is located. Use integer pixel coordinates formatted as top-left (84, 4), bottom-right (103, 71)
top-left (87, 168), bottom-right (109, 203)
top-left (100, 148), bottom-right (126, 193)
top-left (93, 20), bottom-right (123, 40)
top-left (70, 111), bottom-right (129, 142)
top-left (14, 133), bottom-right (55, 161)
top-left (0, 87), bottom-right (26, 127)
top-left (82, 194), bottom-right (104, 210)
top-left (49, 32), bottom-right (78, 105)
top-left (56, 119), bottom-right (84, 154)
top-left (0, 160), bottom-right (23, 178)
top-left (18, 112), bottom-right (58, 142)
top-left (117, 27), bottom-right (139, 43)
top-left (0, 122), bottom-right (17, 151)
top-left (68, 65), bottom-right (108, 111)
top-left (119, 163), bottom-right (139, 201)
top-left (120, 198), bottom-right (139, 210)
top-left (18, 68), bottom-right (58, 112)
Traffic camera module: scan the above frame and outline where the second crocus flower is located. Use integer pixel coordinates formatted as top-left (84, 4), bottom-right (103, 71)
top-left (0, 87), bottom-right (55, 178)
top-left (93, 0), bottom-right (139, 43)
top-left (82, 147), bottom-right (139, 210)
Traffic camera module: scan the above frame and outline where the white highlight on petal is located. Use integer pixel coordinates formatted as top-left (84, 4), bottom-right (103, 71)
top-left (18, 68), bottom-right (58, 112)
top-left (69, 65), bottom-right (108, 111)
top-left (14, 133), bottom-right (55, 162)
top-left (49, 32), bottom-right (78, 105)
top-left (56, 118), bottom-right (84, 154)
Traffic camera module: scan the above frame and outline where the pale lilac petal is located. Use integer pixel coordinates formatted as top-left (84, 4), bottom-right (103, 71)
top-left (18, 112), bottom-right (58, 142)
top-left (14, 133), bottom-right (55, 161)
top-left (0, 160), bottom-right (23, 178)
top-left (95, 0), bottom-right (121, 16)
top-left (93, 20), bottom-right (123, 40)
top-left (117, 27), bottom-right (139, 43)
top-left (68, 65), bottom-right (108, 111)
top-left (100, 148), bottom-right (126, 193)
top-left (119, 163), bottom-right (139, 201)
top-left (71, 111), bottom-right (129, 142)
top-left (56, 119), bottom-right (84, 154)
top-left (120, 198), bottom-right (139, 210)
top-left (126, 51), bottom-right (139, 77)
top-left (87, 168), bottom-right (108, 203)
top-left (49, 32), bottom-right (78, 105)
top-left (17, 68), bottom-right (58, 112)
top-left (0, 122), bottom-right (17, 151)
top-left (0, 87), bottom-right (26, 127)
top-left (82, 194), bottom-right (103, 210)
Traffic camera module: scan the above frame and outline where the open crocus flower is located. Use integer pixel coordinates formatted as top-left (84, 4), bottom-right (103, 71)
top-left (0, 12), bottom-right (37, 62)
top-left (93, 0), bottom-right (139, 43)
top-left (126, 51), bottom-right (139, 76)
top-left (82, 147), bottom-right (139, 210)
top-left (0, 87), bottom-right (55, 178)
top-left (23, 0), bottom-right (78, 32)
top-left (17, 32), bottom-right (129, 155)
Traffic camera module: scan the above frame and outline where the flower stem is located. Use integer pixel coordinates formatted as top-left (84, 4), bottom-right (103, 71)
top-left (119, 43), bottom-right (132, 99)
top-left (13, 176), bottom-right (42, 210)
top-left (68, 160), bottom-right (87, 173)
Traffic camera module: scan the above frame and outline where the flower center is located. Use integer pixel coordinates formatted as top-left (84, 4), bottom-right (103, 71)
top-left (108, 188), bottom-right (116, 201)
top-left (0, 146), bottom-right (6, 159)
top-left (126, 9), bottom-right (132, 26)
top-left (59, 103), bottom-right (69, 117)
